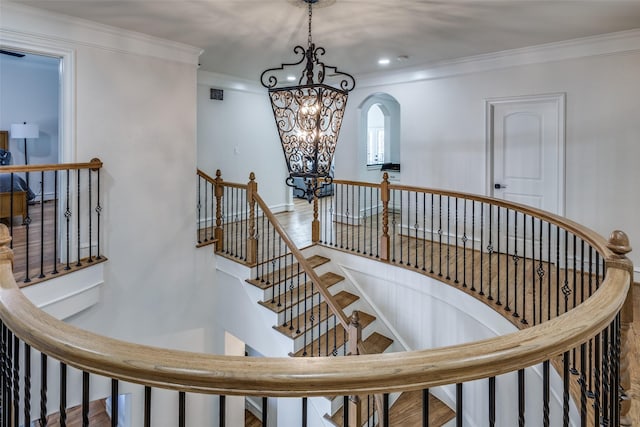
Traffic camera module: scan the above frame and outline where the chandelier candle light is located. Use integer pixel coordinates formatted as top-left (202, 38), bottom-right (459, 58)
top-left (260, 0), bottom-right (355, 202)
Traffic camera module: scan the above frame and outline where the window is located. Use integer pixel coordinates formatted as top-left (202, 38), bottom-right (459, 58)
top-left (366, 104), bottom-right (385, 165)
top-left (359, 93), bottom-right (400, 171)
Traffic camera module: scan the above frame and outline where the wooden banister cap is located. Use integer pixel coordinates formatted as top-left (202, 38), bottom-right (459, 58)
top-left (608, 230), bottom-right (632, 257)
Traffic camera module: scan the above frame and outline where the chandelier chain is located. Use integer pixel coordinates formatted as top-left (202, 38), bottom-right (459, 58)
top-left (308, 1), bottom-right (313, 49)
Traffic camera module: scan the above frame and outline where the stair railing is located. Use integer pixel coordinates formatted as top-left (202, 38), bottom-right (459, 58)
top-left (0, 158), bottom-right (104, 286)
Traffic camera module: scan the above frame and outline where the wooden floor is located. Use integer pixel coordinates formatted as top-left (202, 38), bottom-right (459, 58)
top-left (43, 398), bottom-right (111, 426)
top-left (277, 197), bottom-right (640, 426)
top-left (6, 199), bottom-right (106, 287)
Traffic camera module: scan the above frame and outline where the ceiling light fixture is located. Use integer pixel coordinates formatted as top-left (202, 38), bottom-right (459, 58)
top-left (378, 58), bottom-right (391, 65)
top-left (260, 0), bottom-right (355, 202)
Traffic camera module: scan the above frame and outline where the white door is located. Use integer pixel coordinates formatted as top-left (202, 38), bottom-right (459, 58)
top-left (486, 94), bottom-right (565, 258)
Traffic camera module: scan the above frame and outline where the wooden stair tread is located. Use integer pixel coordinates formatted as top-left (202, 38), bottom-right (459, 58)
top-left (361, 332), bottom-right (394, 355)
top-left (329, 390), bottom-right (454, 427)
top-left (292, 312), bottom-right (377, 357)
top-left (274, 291), bottom-right (360, 339)
top-left (246, 255), bottom-right (330, 290)
top-left (258, 272), bottom-right (344, 313)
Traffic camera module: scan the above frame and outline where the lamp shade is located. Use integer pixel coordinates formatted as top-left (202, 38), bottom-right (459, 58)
top-left (10, 123), bottom-right (39, 139)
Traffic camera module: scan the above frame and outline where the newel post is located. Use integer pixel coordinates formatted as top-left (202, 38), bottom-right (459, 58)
top-left (246, 172), bottom-right (258, 265)
top-left (0, 224), bottom-right (14, 269)
top-left (348, 311), bottom-right (362, 427)
top-left (214, 170), bottom-right (224, 252)
top-left (606, 230), bottom-right (634, 426)
top-left (380, 173), bottom-right (390, 261)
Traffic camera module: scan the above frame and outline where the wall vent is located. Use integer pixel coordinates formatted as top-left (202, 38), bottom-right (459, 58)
top-left (210, 88), bottom-right (224, 101)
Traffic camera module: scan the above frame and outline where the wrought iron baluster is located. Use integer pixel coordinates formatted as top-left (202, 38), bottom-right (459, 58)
top-left (489, 377), bottom-right (496, 427)
top-left (82, 372), bottom-right (89, 427)
top-left (357, 185), bottom-right (361, 253)
top-left (76, 169), bottom-right (81, 267)
top-left (422, 388), bottom-right (430, 427)
top-left (438, 195), bottom-right (442, 277)
top-left (505, 209), bottom-right (510, 312)
top-left (39, 171), bottom-right (45, 277)
top-left (496, 207), bottom-right (501, 305)
top-left (543, 361), bottom-right (550, 427)
top-left (454, 197), bottom-right (458, 283)
top-left (13, 335), bottom-right (19, 427)
top-left (487, 204), bottom-right (493, 299)
top-left (521, 214), bottom-right (527, 325)
top-left (111, 379), bottom-right (118, 427)
top-left (430, 193), bottom-right (434, 274)
top-left (563, 352), bottom-right (570, 427)
top-left (399, 189), bottom-right (404, 264)
top-left (422, 192), bottom-right (426, 272)
top-left (462, 199), bottom-right (467, 287)
top-left (23, 343), bottom-right (31, 427)
top-left (518, 369), bottom-right (525, 427)
top-left (52, 171), bottom-right (59, 273)
top-left (178, 391), bottom-right (186, 427)
top-left (144, 386), bottom-right (152, 427)
top-left (446, 196), bottom-right (450, 279)
top-left (302, 397), bottom-right (308, 427)
top-left (456, 384), bottom-right (462, 427)
top-left (40, 353), bottom-right (47, 427)
top-left (95, 168), bottom-right (101, 260)
top-left (88, 169), bottom-right (93, 263)
top-left (60, 363), bottom-right (67, 427)
top-left (197, 177), bottom-right (202, 244)
top-left (470, 201), bottom-right (475, 292)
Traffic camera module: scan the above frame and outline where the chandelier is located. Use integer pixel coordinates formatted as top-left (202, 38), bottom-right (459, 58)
top-left (260, 0), bottom-right (355, 202)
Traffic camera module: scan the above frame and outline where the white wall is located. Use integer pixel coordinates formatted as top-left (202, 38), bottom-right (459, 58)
top-left (336, 37), bottom-right (640, 269)
top-left (197, 71), bottom-right (291, 212)
top-left (0, 2), bottom-right (216, 347)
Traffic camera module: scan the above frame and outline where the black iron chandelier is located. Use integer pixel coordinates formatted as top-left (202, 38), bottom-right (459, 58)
top-left (260, 0), bottom-right (355, 202)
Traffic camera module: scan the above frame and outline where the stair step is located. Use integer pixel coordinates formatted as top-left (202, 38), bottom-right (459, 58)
top-left (274, 291), bottom-right (359, 339)
top-left (361, 332), bottom-right (394, 355)
top-left (258, 272), bottom-right (344, 314)
top-left (328, 390), bottom-right (455, 427)
top-left (291, 312), bottom-right (376, 357)
top-left (246, 255), bottom-right (330, 290)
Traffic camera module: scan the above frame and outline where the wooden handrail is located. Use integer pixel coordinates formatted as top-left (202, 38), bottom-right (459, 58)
top-left (252, 193), bottom-right (351, 329)
top-left (0, 222), bottom-right (630, 397)
top-left (197, 169), bottom-right (247, 189)
top-left (331, 177), bottom-right (614, 259)
top-left (0, 158), bottom-right (103, 173)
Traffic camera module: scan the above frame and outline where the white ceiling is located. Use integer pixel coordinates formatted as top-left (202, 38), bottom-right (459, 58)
top-left (14, 0), bottom-right (640, 82)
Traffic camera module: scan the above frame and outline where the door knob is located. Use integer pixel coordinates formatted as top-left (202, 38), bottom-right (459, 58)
top-left (494, 183), bottom-right (507, 189)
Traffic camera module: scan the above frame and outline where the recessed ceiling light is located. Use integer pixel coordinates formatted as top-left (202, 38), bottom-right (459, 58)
top-left (286, 75), bottom-right (296, 81)
top-left (378, 58), bottom-right (390, 66)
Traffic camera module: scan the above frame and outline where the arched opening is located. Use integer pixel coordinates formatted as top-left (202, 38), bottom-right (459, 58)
top-left (359, 93), bottom-right (400, 181)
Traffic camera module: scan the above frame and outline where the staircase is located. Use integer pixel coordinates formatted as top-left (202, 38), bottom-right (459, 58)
top-left (246, 253), bottom-right (455, 426)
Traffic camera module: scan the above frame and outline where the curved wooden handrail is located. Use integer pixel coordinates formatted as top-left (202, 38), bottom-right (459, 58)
top-left (252, 193), bottom-right (351, 329)
top-left (332, 177), bottom-right (614, 259)
top-left (0, 158), bottom-right (103, 173)
top-left (0, 223), bottom-right (630, 397)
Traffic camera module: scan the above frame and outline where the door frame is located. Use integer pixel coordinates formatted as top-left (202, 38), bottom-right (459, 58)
top-left (485, 92), bottom-right (566, 216)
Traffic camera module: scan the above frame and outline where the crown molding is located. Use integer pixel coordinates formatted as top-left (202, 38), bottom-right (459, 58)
top-left (357, 28), bottom-right (640, 89)
top-left (0, 2), bottom-right (202, 66)
top-left (197, 70), bottom-right (264, 95)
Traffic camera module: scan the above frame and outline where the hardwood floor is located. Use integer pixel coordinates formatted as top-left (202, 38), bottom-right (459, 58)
top-left (6, 199), bottom-right (106, 287)
top-left (276, 197), bottom-right (640, 426)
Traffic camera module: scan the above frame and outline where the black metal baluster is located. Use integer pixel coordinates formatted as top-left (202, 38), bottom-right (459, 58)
top-left (391, 190), bottom-right (396, 263)
top-left (430, 193), bottom-right (434, 274)
top-left (88, 169), bottom-right (93, 263)
top-left (537, 218), bottom-right (544, 325)
top-left (513, 211), bottom-right (519, 318)
top-left (24, 343), bottom-right (31, 427)
top-left (479, 202), bottom-right (484, 295)
top-left (487, 204), bottom-right (493, 300)
top-left (111, 379), bottom-right (118, 427)
top-left (531, 216), bottom-right (535, 324)
top-left (40, 353), bottom-right (47, 427)
top-left (580, 343), bottom-right (587, 427)
top-left (454, 197), bottom-right (459, 283)
top-left (52, 171), bottom-right (59, 272)
top-left (178, 391), bottom-right (185, 427)
top-left (197, 177), bottom-right (202, 244)
top-left (383, 393), bottom-right (389, 427)
top-left (144, 387), bottom-right (152, 427)
top-left (343, 396), bottom-right (349, 427)
top-left (518, 369), bottom-right (525, 427)
top-left (12, 335), bottom-right (19, 427)
top-left (602, 325), bottom-right (610, 425)
top-left (422, 193), bottom-right (427, 272)
top-left (399, 190), bottom-right (403, 264)
top-left (521, 214), bottom-right (528, 325)
top-left (489, 377), bottom-right (495, 427)
top-left (496, 207), bottom-right (501, 305)
top-left (563, 230), bottom-right (569, 314)
top-left (65, 170), bottom-right (71, 271)
top-left (76, 170), bottom-right (81, 267)
top-left (456, 384), bottom-right (462, 427)
top-left (446, 196), bottom-right (450, 279)
top-left (376, 187), bottom-right (380, 258)
top-left (438, 195), bottom-right (443, 277)
top-left (593, 333), bottom-right (601, 427)
top-left (556, 225), bottom-right (560, 317)
top-left (357, 186), bottom-right (361, 253)
top-left (462, 199), bottom-right (467, 288)
top-left (340, 184), bottom-right (344, 249)
top-left (505, 209), bottom-right (510, 312)
top-left (547, 221), bottom-right (552, 321)
top-left (302, 397), bottom-right (308, 427)
top-left (60, 363), bottom-right (67, 427)
top-left (470, 201), bottom-right (475, 292)
top-left (9, 174), bottom-right (14, 247)
top-left (219, 395), bottom-right (226, 427)
top-left (543, 361), bottom-right (550, 427)
top-left (563, 351), bottom-right (570, 427)
top-left (39, 171), bottom-right (45, 277)
top-left (415, 191), bottom-right (419, 268)
top-left (82, 372), bottom-right (89, 427)
top-left (262, 397), bottom-right (268, 427)
top-left (422, 388), bottom-right (430, 427)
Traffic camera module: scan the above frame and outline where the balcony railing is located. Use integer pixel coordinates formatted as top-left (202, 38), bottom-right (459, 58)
top-left (0, 169), bottom-right (631, 426)
top-left (0, 159), bottom-right (104, 286)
